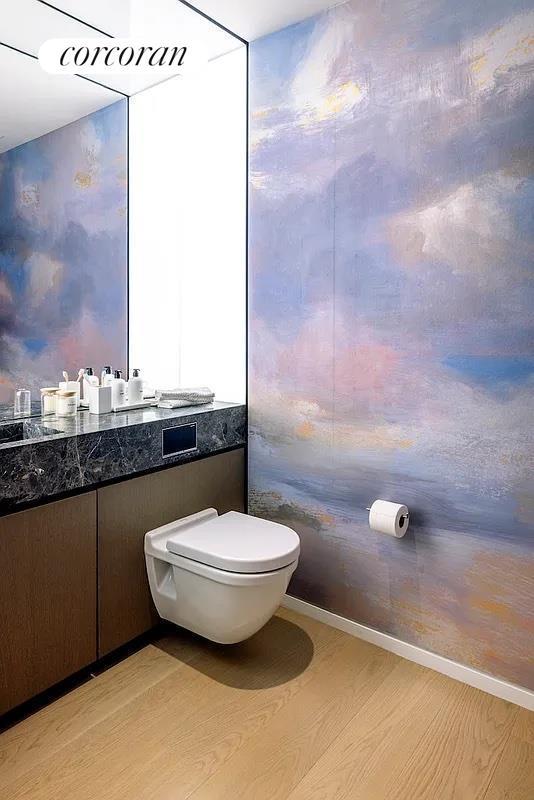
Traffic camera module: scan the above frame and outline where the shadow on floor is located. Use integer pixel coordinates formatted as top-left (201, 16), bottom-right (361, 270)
top-left (154, 615), bottom-right (314, 690)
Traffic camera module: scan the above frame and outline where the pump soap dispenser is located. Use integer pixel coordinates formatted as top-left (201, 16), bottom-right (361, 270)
top-left (128, 369), bottom-right (144, 404)
top-left (111, 370), bottom-right (126, 407)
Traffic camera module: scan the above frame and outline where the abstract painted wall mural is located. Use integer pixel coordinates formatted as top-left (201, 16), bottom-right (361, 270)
top-left (0, 100), bottom-right (127, 401)
top-left (249, 0), bottom-right (534, 688)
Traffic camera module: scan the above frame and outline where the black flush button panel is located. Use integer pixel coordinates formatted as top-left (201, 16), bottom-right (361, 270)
top-left (162, 423), bottom-right (198, 458)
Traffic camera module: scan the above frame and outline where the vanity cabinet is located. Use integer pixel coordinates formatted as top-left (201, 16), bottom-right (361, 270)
top-left (0, 494), bottom-right (97, 715)
top-left (0, 447), bottom-right (245, 714)
top-left (97, 448), bottom-right (246, 656)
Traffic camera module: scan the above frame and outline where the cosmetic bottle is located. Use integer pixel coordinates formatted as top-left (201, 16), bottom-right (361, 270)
top-left (83, 367), bottom-right (99, 401)
top-left (101, 366), bottom-right (113, 386)
top-left (111, 370), bottom-right (126, 407)
top-left (128, 369), bottom-right (144, 404)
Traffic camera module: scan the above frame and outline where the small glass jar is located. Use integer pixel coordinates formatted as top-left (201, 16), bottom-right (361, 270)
top-left (56, 390), bottom-right (78, 418)
top-left (41, 388), bottom-right (59, 416)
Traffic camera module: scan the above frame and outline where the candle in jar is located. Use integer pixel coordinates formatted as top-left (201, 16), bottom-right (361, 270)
top-left (40, 388), bottom-right (59, 416)
top-left (56, 390), bottom-right (78, 418)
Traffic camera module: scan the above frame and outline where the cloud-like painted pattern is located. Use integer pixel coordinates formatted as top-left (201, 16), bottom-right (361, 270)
top-left (0, 100), bottom-right (127, 400)
top-left (249, 1), bottom-right (534, 689)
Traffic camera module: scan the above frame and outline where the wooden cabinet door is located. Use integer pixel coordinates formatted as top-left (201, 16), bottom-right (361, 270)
top-left (97, 448), bottom-right (245, 656)
top-left (0, 493), bottom-right (97, 714)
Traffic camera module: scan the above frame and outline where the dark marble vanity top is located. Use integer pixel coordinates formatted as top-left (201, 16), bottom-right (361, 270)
top-left (0, 402), bottom-right (246, 515)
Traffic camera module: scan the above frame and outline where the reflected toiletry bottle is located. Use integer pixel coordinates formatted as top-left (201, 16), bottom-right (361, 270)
top-left (112, 370), bottom-right (126, 407)
top-left (128, 369), bottom-right (143, 404)
top-left (101, 366), bottom-right (113, 386)
top-left (83, 367), bottom-right (99, 401)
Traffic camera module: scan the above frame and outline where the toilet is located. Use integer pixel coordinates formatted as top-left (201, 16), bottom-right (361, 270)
top-left (145, 508), bottom-right (300, 644)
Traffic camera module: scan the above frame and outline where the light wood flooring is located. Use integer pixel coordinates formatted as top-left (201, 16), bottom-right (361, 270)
top-left (0, 608), bottom-right (532, 799)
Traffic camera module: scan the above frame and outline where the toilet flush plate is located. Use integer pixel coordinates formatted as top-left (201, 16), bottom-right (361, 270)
top-left (162, 423), bottom-right (198, 457)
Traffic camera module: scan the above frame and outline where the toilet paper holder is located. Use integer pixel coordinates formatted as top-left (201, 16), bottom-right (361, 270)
top-left (367, 506), bottom-right (410, 527)
top-left (398, 510), bottom-right (410, 530)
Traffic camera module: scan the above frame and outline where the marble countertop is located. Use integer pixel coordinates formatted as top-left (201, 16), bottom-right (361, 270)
top-left (0, 402), bottom-right (241, 450)
top-left (0, 402), bottom-right (247, 515)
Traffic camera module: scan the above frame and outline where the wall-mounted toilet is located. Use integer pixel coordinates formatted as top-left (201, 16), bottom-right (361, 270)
top-left (145, 509), bottom-right (300, 644)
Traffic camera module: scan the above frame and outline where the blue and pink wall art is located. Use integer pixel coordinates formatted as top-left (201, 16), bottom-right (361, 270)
top-left (0, 100), bottom-right (127, 401)
top-left (249, 0), bottom-right (534, 688)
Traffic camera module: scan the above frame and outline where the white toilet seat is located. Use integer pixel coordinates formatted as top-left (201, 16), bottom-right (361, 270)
top-left (144, 508), bottom-right (300, 643)
top-left (155, 549), bottom-right (295, 587)
top-left (164, 508), bottom-right (300, 573)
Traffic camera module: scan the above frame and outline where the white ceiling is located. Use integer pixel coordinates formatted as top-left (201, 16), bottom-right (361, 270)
top-left (4, 1), bottom-right (241, 96)
top-left (45, 0), bottom-right (241, 66)
top-left (0, 47), bottom-right (120, 154)
top-left (28, 1), bottom-right (341, 46)
top-left (188, 0), bottom-right (342, 41)
top-left (0, 0), bottom-right (334, 153)
top-left (1, 0), bottom-right (244, 152)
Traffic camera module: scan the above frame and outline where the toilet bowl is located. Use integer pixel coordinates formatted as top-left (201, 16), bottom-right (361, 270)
top-left (145, 508), bottom-right (300, 644)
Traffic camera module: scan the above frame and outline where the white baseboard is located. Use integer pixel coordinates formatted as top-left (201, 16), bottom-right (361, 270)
top-left (282, 594), bottom-right (534, 711)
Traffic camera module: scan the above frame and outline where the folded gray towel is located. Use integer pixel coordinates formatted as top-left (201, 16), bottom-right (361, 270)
top-left (155, 387), bottom-right (215, 408)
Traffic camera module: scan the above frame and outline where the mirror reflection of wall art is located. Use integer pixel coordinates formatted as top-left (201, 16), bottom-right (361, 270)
top-left (0, 99), bottom-right (127, 402)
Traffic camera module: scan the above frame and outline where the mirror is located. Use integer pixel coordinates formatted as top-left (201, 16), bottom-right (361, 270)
top-left (0, 0), bottom-right (246, 420)
top-left (0, 40), bottom-right (127, 414)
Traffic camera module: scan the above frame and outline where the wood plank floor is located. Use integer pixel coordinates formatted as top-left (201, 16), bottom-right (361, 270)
top-left (0, 608), bottom-right (531, 799)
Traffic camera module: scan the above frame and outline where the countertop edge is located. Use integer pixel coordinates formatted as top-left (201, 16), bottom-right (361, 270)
top-left (0, 404), bottom-right (247, 516)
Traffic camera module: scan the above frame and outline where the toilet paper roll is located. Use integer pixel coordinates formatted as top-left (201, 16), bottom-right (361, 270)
top-left (369, 500), bottom-right (409, 538)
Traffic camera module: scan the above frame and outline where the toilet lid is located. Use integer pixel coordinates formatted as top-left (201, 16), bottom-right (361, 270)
top-left (165, 511), bottom-right (300, 573)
